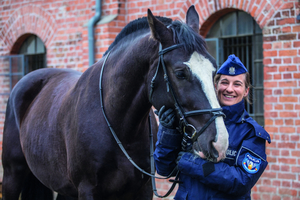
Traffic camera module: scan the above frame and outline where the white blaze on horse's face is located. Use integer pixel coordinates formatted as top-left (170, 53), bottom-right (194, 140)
top-left (183, 52), bottom-right (229, 161)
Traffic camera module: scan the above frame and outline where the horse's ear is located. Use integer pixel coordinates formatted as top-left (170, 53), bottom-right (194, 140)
top-left (147, 9), bottom-right (172, 43)
top-left (186, 5), bottom-right (200, 33)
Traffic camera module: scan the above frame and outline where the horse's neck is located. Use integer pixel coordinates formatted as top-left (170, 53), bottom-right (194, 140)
top-left (102, 40), bottom-right (154, 135)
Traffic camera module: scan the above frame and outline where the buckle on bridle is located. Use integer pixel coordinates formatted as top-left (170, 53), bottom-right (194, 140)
top-left (183, 124), bottom-right (197, 140)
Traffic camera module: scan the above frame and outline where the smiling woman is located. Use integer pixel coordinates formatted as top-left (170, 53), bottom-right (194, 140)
top-left (214, 57), bottom-right (252, 106)
top-left (215, 74), bottom-right (249, 106)
top-left (154, 54), bottom-right (271, 200)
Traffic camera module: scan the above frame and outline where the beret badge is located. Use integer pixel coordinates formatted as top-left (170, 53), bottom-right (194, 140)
top-left (229, 67), bottom-right (235, 75)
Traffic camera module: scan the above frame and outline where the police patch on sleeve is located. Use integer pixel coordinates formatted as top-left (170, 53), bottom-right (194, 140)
top-left (242, 153), bottom-right (261, 174)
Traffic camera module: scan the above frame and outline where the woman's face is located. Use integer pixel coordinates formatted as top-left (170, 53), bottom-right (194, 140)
top-left (215, 74), bottom-right (249, 106)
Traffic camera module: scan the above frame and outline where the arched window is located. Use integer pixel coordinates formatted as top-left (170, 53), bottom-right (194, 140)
top-left (0, 35), bottom-right (46, 115)
top-left (19, 34), bottom-right (46, 74)
top-left (206, 11), bottom-right (264, 126)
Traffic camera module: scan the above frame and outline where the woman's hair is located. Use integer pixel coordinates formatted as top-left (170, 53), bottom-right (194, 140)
top-left (214, 72), bottom-right (252, 104)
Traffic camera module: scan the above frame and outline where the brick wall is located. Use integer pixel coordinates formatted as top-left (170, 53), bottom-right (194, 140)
top-left (259, 1), bottom-right (300, 199)
top-left (0, 0), bottom-right (299, 199)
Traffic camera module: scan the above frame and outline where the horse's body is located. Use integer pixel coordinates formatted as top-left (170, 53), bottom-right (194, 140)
top-left (3, 67), bottom-right (156, 199)
top-left (2, 6), bottom-right (228, 200)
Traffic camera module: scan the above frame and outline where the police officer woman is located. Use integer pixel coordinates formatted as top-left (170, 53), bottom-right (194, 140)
top-left (154, 54), bottom-right (271, 200)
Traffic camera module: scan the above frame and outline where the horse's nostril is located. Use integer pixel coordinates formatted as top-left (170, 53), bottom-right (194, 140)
top-left (212, 145), bottom-right (219, 159)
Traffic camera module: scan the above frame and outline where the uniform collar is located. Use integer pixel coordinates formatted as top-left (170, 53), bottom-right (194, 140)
top-left (222, 100), bottom-right (248, 123)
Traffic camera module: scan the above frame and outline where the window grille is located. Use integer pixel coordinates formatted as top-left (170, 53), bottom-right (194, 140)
top-left (0, 35), bottom-right (46, 114)
top-left (206, 11), bottom-right (264, 126)
top-left (0, 55), bottom-right (25, 113)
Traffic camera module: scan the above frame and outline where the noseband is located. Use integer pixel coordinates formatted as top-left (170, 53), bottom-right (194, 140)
top-left (149, 43), bottom-right (225, 142)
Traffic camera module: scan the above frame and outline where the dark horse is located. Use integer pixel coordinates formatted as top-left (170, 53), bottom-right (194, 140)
top-left (2, 6), bottom-right (228, 200)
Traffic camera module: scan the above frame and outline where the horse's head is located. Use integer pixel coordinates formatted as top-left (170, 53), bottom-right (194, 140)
top-left (147, 6), bottom-right (228, 162)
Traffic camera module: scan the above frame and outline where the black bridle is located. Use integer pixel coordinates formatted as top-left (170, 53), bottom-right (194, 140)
top-left (149, 43), bottom-right (225, 142)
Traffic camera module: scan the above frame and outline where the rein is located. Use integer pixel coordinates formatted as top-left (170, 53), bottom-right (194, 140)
top-left (99, 49), bottom-right (179, 198)
top-left (99, 51), bottom-right (174, 180)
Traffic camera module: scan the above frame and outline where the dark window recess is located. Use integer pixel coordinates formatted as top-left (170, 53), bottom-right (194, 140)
top-left (19, 35), bottom-right (47, 74)
top-left (0, 35), bottom-right (46, 114)
top-left (206, 11), bottom-right (264, 126)
top-left (25, 53), bottom-right (46, 74)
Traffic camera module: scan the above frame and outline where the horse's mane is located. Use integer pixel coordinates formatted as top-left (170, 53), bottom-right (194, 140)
top-left (104, 16), bottom-right (207, 56)
top-left (104, 16), bottom-right (172, 56)
top-left (170, 20), bottom-right (207, 55)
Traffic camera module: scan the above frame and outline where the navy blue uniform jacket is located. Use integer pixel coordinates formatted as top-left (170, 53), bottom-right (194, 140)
top-left (154, 100), bottom-right (271, 200)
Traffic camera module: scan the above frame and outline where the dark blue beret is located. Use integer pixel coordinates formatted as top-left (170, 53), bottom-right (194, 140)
top-left (217, 54), bottom-right (248, 75)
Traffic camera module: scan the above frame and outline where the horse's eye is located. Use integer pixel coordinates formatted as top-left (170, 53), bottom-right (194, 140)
top-left (175, 70), bottom-right (186, 79)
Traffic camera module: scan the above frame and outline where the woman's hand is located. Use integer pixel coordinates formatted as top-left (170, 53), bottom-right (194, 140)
top-left (155, 105), bottom-right (176, 129)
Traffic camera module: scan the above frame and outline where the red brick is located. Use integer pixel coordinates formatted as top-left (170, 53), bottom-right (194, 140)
top-left (283, 73), bottom-right (292, 79)
top-left (282, 26), bottom-right (291, 33)
top-left (284, 118), bottom-right (294, 125)
top-left (281, 134), bottom-right (290, 141)
top-left (274, 89), bottom-right (282, 95)
top-left (263, 58), bottom-right (272, 64)
top-left (265, 111), bottom-right (278, 117)
top-left (256, 0), bottom-right (267, 17)
top-left (279, 111), bottom-right (298, 117)
top-left (272, 42), bottom-right (282, 49)
top-left (281, 2), bottom-right (294, 9)
top-left (263, 43), bottom-right (272, 49)
top-left (279, 127), bottom-right (296, 133)
top-left (251, 193), bottom-right (260, 200)
top-left (294, 41), bottom-right (300, 47)
top-left (283, 41), bottom-right (292, 48)
top-left (271, 150), bottom-right (279, 157)
top-left (273, 58), bottom-right (281, 64)
top-left (264, 81), bottom-right (278, 88)
top-left (259, 186), bottom-right (277, 193)
top-left (295, 73), bottom-right (300, 79)
top-left (279, 34), bottom-right (297, 41)
top-left (294, 88), bottom-right (300, 94)
top-left (279, 81), bottom-right (297, 87)
top-left (271, 164), bottom-right (280, 171)
top-left (278, 143), bottom-right (296, 149)
top-left (264, 89), bottom-right (272, 95)
top-left (265, 126), bottom-right (278, 133)
top-left (275, 119), bottom-right (283, 125)
top-left (279, 96), bottom-right (298, 103)
top-left (279, 155), bottom-right (297, 164)
top-left (273, 74), bottom-right (281, 80)
top-left (272, 180), bottom-right (281, 187)
top-left (282, 181), bottom-right (291, 187)
top-left (283, 57), bottom-right (292, 63)
top-left (277, 18), bottom-right (295, 25)
top-left (279, 65), bottom-right (297, 72)
top-left (284, 89), bottom-right (292, 95)
top-left (292, 166), bottom-right (300, 173)
top-left (291, 135), bottom-right (300, 141)
top-left (264, 50), bottom-right (277, 57)
top-left (265, 119), bottom-right (273, 125)
top-left (264, 104), bottom-right (273, 111)
top-left (279, 50), bottom-right (297, 56)
top-left (278, 188), bottom-right (298, 196)
top-left (265, 66), bottom-right (278, 72)
top-left (293, 25), bottom-right (300, 33)
top-left (293, 57), bottom-right (300, 63)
